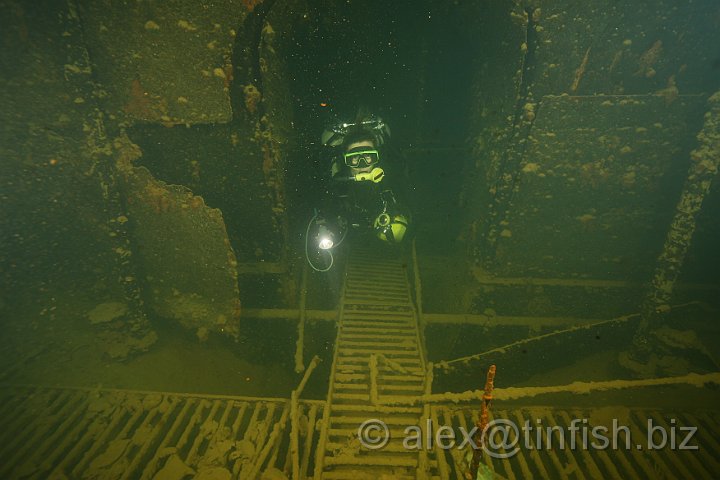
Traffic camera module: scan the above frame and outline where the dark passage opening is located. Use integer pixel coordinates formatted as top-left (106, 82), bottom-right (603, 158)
top-left (283, 0), bottom-right (484, 256)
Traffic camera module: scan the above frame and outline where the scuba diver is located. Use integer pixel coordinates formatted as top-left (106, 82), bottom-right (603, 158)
top-left (305, 111), bottom-right (411, 271)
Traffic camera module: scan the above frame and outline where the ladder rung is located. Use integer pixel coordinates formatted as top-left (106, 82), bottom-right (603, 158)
top-left (325, 441), bottom-right (412, 454)
top-left (342, 318), bottom-right (415, 326)
top-left (343, 299), bottom-right (411, 307)
top-left (338, 350), bottom-right (421, 360)
top-left (329, 415), bottom-right (421, 426)
top-left (343, 312), bottom-right (415, 318)
top-left (329, 404), bottom-right (423, 415)
top-left (334, 373), bottom-right (425, 383)
top-left (323, 454), bottom-right (418, 467)
top-left (341, 326), bottom-right (416, 334)
top-left (322, 471), bottom-right (415, 480)
top-left (338, 340), bottom-right (418, 350)
top-left (333, 383), bottom-right (424, 394)
top-left (335, 363), bottom-right (424, 374)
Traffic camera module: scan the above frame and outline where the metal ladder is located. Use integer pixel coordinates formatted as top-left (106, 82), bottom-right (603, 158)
top-left (314, 246), bottom-right (435, 479)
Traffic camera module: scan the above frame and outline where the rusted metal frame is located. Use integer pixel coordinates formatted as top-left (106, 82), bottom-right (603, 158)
top-left (242, 400), bottom-right (265, 446)
top-left (0, 387), bottom-right (30, 421)
top-left (682, 412), bottom-right (720, 472)
top-left (294, 262), bottom-right (309, 373)
top-left (620, 408), bottom-right (670, 478)
top-left (278, 435), bottom-right (292, 472)
top-left (313, 264), bottom-right (349, 478)
top-left (436, 312), bottom-right (641, 371)
top-left (470, 365), bottom-right (496, 480)
top-left (188, 399), bottom-right (236, 471)
top-left (175, 399), bottom-right (211, 459)
top-left (24, 392), bottom-right (92, 479)
top-left (533, 411), bottom-right (573, 480)
top-left (369, 353), bottom-right (379, 405)
top-left (290, 355), bottom-right (320, 479)
top-left (121, 396), bottom-right (179, 480)
top-left (487, 416), bottom-right (516, 480)
top-left (212, 399), bottom-right (235, 439)
top-left (410, 239), bottom-right (429, 366)
top-left (381, 372), bottom-right (720, 407)
top-left (73, 396), bottom-right (147, 477)
top-left (230, 401), bottom-right (250, 436)
top-left (453, 409), bottom-right (475, 479)
top-left (253, 403), bottom-right (279, 459)
top-left (246, 402), bottom-right (289, 478)
top-left (235, 401), bottom-right (265, 478)
top-left (249, 355), bottom-right (319, 478)
top-left (0, 388), bottom-right (59, 456)
top-left (416, 362), bottom-right (433, 479)
top-left (495, 412), bottom-right (524, 480)
top-left (140, 398), bottom-right (197, 479)
top-left (72, 398), bottom-right (133, 475)
top-left (555, 411), bottom-right (606, 479)
top-left (2, 390), bottom-right (80, 476)
top-left (429, 406), bottom-right (451, 479)
top-left (289, 391), bottom-right (301, 477)
top-left (299, 403), bottom-right (319, 479)
top-left (32, 393), bottom-right (100, 478)
top-left (584, 414), bottom-right (635, 478)
top-left (0, 383), bottom-right (315, 403)
top-left (638, 91), bottom-right (720, 336)
top-left (115, 398), bottom-right (150, 440)
top-left (50, 397), bottom-right (124, 477)
top-left (580, 410), bottom-right (639, 480)
top-left (511, 410), bottom-right (552, 479)
top-left (647, 412), bottom-right (704, 478)
top-left (186, 400), bottom-right (223, 465)
top-left (411, 239), bottom-right (424, 318)
top-left (439, 408), bottom-right (465, 480)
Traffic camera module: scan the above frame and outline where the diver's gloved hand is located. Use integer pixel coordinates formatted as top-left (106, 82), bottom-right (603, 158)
top-left (354, 167), bottom-right (384, 183)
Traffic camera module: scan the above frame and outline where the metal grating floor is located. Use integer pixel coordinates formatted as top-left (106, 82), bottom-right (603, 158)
top-left (1, 388), bottom-right (719, 478)
top-left (0, 385), bottom-right (325, 479)
top-left (435, 405), bottom-right (720, 480)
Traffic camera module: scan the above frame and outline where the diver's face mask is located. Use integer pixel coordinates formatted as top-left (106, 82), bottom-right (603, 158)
top-left (344, 148), bottom-right (380, 168)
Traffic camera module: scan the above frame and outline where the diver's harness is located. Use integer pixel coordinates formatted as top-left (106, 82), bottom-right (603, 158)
top-left (304, 170), bottom-right (386, 272)
top-left (374, 190), bottom-right (401, 239)
top-left (321, 116), bottom-right (390, 147)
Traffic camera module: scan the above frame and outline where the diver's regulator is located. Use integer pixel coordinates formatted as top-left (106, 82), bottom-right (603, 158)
top-left (336, 167), bottom-right (385, 183)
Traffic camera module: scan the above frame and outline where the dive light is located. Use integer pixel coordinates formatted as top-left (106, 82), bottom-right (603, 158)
top-left (316, 224), bottom-right (335, 250)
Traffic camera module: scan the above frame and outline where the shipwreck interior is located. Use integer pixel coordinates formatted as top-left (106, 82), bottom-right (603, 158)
top-left (1, 0), bottom-right (720, 478)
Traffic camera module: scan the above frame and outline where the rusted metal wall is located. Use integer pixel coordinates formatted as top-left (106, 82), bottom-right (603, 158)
top-left (465, 0), bottom-right (720, 313)
top-left (74, 0), bottom-right (258, 335)
top-left (462, 0), bottom-right (528, 261)
top-left (77, 0), bottom-right (300, 312)
top-left (79, 0), bottom-right (245, 125)
top-left (494, 94), bottom-right (703, 279)
top-left (78, 0), bottom-right (296, 269)
top-left (1, 0), bottom-right (303, 347)
top-left (122, 163), bottom-right (242, 339)
top-left (0, 0), bottom-right (160, 358)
